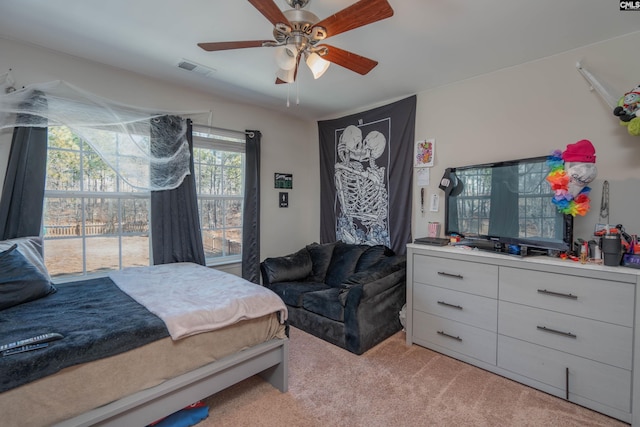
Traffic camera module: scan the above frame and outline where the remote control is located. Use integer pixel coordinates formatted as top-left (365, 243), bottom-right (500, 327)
top-left (2, 343), bottom-right (49, 356)
top-left (0, 332), bottom-right (63, 352)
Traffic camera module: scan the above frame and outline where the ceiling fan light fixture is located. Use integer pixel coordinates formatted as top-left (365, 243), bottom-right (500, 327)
top-left (306, 52), bottom-right (330, 79)
top-left (276, 67), bottom-right (296, 83)
top-left (199, 0), bottom-right (394, 85)
top-left (275, 45), bottom-right (297, 70)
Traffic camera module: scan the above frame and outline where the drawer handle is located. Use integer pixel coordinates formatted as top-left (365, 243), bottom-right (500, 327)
top-left (537, 289), bottom-right (578, 300)
top-left (536, 326), bottom-right (577, 339)
top-left (437, 330), bottom-right (462, 341)
top-left (437, 301), bottom-right (463, 310)
top-left (437, 271), bottom-right (464, 279)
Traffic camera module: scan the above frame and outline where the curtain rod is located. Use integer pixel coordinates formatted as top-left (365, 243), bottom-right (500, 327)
top-left (192, 123), bottom-right (251, 136)
top-left (575, 62), bottom-right (618, 109)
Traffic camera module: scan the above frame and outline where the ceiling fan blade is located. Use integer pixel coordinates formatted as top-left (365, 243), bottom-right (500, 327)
top-left (248, 0), bottom-right (291, 26)
top-left (314, 0), bottom-right (393, 38)
top-left (319, 44), bottom-right (378, 75)
top-left (198, 40), bottom-right (273, 51)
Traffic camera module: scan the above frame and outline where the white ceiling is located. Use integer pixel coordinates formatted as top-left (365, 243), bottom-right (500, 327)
top-left (1, 0), bottom-right (639, 120)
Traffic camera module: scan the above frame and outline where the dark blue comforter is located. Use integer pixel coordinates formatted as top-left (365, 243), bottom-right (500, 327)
top-left (0, 277), bottom-right (170, 393)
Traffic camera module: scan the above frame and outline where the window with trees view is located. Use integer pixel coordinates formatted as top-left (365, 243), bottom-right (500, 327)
top-left (43, 126), bottom-right (245, 279)
top-left (193, 131), bottom-right (245, 263)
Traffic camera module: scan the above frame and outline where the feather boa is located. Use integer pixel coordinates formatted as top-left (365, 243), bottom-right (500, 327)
top-left (546, 150), bottom-right (591, 216)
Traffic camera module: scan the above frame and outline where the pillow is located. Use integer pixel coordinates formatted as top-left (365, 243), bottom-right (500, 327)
top-left (0, 244), bottom-right (56, 310)
top-left (324, 243), bottom-right (367, 287)
top-left (0, 236), bottom-right (51, 280)
top-left (261, 248), bottom-right (313, 284)
top-left (306, 242), bottom-right (337, 282)
top-left (355, 245), bottom-right (395, 273)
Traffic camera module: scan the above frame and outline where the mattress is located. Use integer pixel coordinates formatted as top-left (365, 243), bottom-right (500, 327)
top-left (0, 313), bottom-right (286, 427)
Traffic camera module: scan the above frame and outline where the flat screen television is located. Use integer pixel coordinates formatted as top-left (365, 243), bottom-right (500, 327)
top-left (444, 155), bottom-right (573, 253)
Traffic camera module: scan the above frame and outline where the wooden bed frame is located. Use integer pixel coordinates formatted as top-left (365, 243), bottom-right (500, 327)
top-left (54, 337), bottom-right (289, 427)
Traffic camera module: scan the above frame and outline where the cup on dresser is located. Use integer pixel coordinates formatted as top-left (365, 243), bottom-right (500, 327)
top-left (602, 234), bottom-right (622, 266)
top-left (428, 222), bottom-right (441, 238)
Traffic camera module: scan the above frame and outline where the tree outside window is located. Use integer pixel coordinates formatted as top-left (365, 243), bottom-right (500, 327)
top-left (43, 127), bottom-right (245, 279)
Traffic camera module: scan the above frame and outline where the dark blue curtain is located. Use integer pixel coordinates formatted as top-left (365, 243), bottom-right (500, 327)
top-left (242, 130), bottom-right (261, 283)
top-left (150, 117), bottom-right (205, 265)
top-left (0, 126), bottom-right (48, 240)
top-left (0, 92), bottom-right (48, 240)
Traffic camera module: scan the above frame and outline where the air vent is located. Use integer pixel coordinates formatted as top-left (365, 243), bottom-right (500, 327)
top-left (177, 59), bottom-right (216, 77)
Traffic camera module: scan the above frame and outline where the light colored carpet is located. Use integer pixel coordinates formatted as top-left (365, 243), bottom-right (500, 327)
top-left (200, 327), bottom-right (628, 426)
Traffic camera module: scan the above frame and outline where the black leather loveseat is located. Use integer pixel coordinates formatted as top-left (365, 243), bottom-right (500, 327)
top-left (260, 241), bottom-right (406, 355)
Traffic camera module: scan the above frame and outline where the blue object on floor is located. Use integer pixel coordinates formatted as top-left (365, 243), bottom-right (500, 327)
top-left (147, 402), bottom-right (209, 427)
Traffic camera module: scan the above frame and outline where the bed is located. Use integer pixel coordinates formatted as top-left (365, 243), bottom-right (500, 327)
top-left (0, 237), bottom-right (289, 427)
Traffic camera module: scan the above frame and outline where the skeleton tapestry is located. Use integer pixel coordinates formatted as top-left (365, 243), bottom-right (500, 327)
top-left (318, 96), bottom-right (416, 255)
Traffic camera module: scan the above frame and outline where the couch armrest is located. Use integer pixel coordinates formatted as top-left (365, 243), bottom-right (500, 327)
top-left (260, 248), bottom-right (313, 286)
top-left (339, 255), bottom-right (406, 304)
top-left (360, 265), bottom-right (406, 301)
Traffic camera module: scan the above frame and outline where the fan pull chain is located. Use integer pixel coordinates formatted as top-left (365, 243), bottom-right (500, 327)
top-left (284, 80), bottom-right (299, 108)
top-left (286, 83), bottom-right (290, 108)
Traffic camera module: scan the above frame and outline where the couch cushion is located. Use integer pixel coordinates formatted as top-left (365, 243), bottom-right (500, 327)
top-left (301, 287), bottom-right (345, 322)
top-left (261, 248), bottom-right (312, 284)
top-left (324, 243), bottom-right (368, 287)
top-left (355, 245), bottom-right (394, 272)
top-left (267, 281), bottom-right (329, 307)
top-left (306, 242), bottom-right (336, 282)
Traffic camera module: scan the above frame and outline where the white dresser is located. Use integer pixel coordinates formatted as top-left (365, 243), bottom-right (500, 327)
top-left (406, 243), bottom-right (640, 424)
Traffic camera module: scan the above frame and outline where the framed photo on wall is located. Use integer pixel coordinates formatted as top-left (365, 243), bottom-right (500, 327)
top-left (274, 173), bottom-right (293, 189)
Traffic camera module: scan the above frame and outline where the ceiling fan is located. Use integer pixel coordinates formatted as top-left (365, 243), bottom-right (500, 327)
top-left (198, 0), bottom-right (394, 83)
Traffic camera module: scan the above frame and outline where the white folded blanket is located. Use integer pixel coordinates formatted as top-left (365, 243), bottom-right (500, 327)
top-left (109, 262), bottom-right (287, 340)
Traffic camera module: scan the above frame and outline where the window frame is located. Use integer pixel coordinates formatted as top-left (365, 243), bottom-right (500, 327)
top-left (42, 125), bottom-right (246, 279)
top-left (192, 128), bottom-right (246, 266)
top-left (43, 128), bottom-right (152, 281)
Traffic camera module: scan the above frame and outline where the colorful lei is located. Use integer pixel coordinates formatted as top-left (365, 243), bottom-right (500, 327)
top-left (546, 150), bottom-right (591, 216)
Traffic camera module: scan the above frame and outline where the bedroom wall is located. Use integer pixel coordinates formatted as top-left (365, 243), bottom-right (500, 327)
top-left (411, 31), bottom-right (640, 244)
top-left (4, 31), bottom-right (640, 263)
top-left (0, 37), bottom-right (320, 264)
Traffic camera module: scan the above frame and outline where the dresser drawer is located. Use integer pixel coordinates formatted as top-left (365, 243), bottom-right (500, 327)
top-left (414, 283), bottom-right (497, 332)
top-left (498, 335), bottom-right (631, 413)
top-left (499, 267), bottom-right (634, 326)
top-left (413, 311), bottom-right (496, 365)
top-left (413, 254), bottom-right (498, 298)
top-left (499, 301), bottom-right (632, 369)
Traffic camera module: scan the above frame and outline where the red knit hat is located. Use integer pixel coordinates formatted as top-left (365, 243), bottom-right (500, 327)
top-left (562, 139), bottom-right (596, 163)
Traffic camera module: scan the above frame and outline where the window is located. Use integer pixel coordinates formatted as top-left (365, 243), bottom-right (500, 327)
top-left (43, 126), bottom-right (150, 278)
top-left (43, 125), bottom-right (245, 279)
top-left (192, 128), bottom-right (246, 264)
